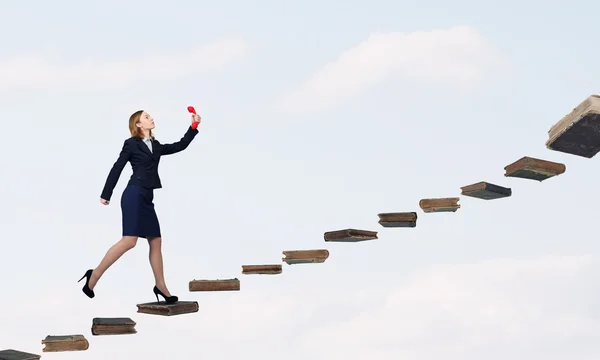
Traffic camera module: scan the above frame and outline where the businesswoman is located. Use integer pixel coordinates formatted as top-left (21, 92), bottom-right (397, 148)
top-left (78, 109), bottom-right (201, 304)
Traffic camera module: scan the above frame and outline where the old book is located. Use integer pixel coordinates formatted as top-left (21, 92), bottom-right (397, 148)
top-left (460, 181), bottom-right (511, 200)
top-left (419, 198), bottom-right (460, 213)
top-left (91, 317), bottom-right (136, 336)
top-left (323, 229), bottom-right (378, 242)
top-left (546, 94), bottom-right (600, 158)
top-left (504, 156), bottom-right (566, 181)
top-left (137, 301), bottom-right (199, 316)
top-left (241, 264), bottom-right (282, 275)
top-left (41, 335), bottom-right (88, 352)
top-left (0, 349), bottom-right (40, 360)
top-left (282, 249), bottom-right (329, 264)
top-left (377, 212), bottom-right (417, 227)
top-left (189, 278), bottom-right (240, 291)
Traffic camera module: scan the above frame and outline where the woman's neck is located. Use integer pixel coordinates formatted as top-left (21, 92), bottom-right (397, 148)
top-left (141, 129), bottom-right (150, 138)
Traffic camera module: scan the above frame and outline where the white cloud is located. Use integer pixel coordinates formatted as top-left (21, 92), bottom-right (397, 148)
top-left (0, 34), bottom-right (249, 91)
top-left (276, 25), bottom-right (507, 113)
top-left (1, 254), bottom-right (598, 359)
top-left (300, 254), bottom-right (600, 360)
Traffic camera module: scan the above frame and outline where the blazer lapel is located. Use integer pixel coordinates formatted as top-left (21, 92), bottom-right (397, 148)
top-left (136, 138), bottom-right (155, 160)
top-left (150, 139), bottom-right (159, 160)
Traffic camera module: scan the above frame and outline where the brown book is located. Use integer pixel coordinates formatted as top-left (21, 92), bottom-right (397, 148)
top-left (504, 156), bottom-right (566, 181)
top-left (0, 349), bottom-right (40, 360)
top-left (91, 317), bottom-right (136, 336)
top-left (546, 94), bottom-right (600, 158)
top-left (189, 278), bottom-right (240, 291)
top-left (377, 212), bottom-right (417, 227)
top-left (241, 264), bottom-right (282, 275)
top-left (137, 301), bottom-right (199, 316)
top-left (419, 198), bottom-right (460, 213)
top-left (282, 249), bottom-right (329, 264)
top-left (41, 335), bottom-right (89, 352)
top-left (460, 181), bottom-right (511, 200)
top-left (323, 229), bottom-right (378, 242)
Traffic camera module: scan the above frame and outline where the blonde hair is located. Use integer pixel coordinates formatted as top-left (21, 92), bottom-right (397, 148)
top-left (128, 110), bottom-right (155, 139)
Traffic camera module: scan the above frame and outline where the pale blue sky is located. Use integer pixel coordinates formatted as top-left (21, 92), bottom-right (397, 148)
top-left (1, 1), bottom-right (600, 359)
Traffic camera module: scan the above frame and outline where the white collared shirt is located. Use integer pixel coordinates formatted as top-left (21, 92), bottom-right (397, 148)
top-left (143, 137), bottom-right (153, 153)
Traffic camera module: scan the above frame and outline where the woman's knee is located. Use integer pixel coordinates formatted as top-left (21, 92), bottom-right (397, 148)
top-left (120, 236), bottom-right (138, 249)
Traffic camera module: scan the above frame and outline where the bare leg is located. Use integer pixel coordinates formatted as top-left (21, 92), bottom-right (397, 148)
top-left (147, 237), bottom-right (172, 296)
top-left (89, 236), bottom-right (138, 290)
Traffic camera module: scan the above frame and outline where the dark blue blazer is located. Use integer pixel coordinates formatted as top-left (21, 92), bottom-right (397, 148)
top-left (100, 126), bottom-right (199, 201)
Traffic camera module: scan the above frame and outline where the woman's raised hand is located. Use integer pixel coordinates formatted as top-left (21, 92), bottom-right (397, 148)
top-left (191, 113), bottom-right (201, 129)
top-left (100, 198), bottom-right (110, 205)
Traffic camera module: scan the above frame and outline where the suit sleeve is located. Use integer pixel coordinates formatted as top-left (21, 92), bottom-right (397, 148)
top-left (100, 140), bottom-right (132, 201)
top-left (160, 126), bottom-right (199, 156)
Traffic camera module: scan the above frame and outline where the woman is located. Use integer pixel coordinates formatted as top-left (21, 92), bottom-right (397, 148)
top-left (78, 109), bottom-right (201, 304)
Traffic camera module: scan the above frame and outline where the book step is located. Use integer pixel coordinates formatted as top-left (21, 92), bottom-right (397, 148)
top-left (282, 249), bottom-right (329, 265)
top-left (189, 278), bottom-right (240, 291)
top-left (0, 349), bottom-right (40, 360)
top-left (546, 94), bottom-right (600, 158)
top-left (323, 229), bottom-right (378, 242)
top-left (419, 198), bottom-right (460, 213)
top-left (91, 317), bottom-right (137, 336)
top-left (137, 301), bottom-right (199, 316)
top-left (460, 181), bottom-right (511, 200)
top-left (504, 156), bottom-right (565, 181)
top-left (41, 335), bottom-right (88, 352)
top-left (377, 212), bottom-right (417, 227)
top-left (241, 264), bottom-right (282, 275)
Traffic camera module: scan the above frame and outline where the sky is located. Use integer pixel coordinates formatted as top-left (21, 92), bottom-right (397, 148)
top-left (1, 0), bottom-right (600, 359)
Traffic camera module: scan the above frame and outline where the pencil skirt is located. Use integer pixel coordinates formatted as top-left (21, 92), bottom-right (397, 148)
top-left (120, 184), bottom-right (161, 238)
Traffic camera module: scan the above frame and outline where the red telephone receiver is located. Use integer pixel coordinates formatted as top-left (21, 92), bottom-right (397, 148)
top-left (188, 106), bottom-right (199, 129)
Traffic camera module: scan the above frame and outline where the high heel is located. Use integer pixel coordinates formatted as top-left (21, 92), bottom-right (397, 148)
top-left (153, 286), bottom-right (178, 304)
top-left (78, 269), bottom-right (95, 299)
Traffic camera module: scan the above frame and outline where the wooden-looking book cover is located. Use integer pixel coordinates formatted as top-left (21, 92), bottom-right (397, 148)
top-left (189, 278), bottom-right (240, 292)
top-left (504, 156), bottom-right (566, 181)
top-left (419, 198), bottom-right (460, 213)
top-left (460, 181), bottom-right (511, 200)
top-left (91, 317), bottom-right (136, 336)
top-left (41, 335), bottom-right (89, 352)
top-left (0, 349), bottom-right (40, 360)
top-left (282, 249), bottom-right (329, 264)
top-left (377, 212), bottom-right (417, 227)
top-left (546, 94), bottom-right (600, 158)
top-left (323, 229), bottom-right (378, 242)
top-left (137, 301), bottom-right (199, 316)
top-left (241, 264), bottom-right (282, 275)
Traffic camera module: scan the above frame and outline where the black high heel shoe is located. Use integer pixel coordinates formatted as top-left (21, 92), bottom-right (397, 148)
top-left (153, 286), bottom-right (178, 304)
top-left (78, 269), bottom-right (95, 298)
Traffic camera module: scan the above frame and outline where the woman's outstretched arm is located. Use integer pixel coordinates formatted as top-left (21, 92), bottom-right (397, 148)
top-left (100, 140), bottom-right (132, 202)
top-left (160, 124), bottom-right (200, 156)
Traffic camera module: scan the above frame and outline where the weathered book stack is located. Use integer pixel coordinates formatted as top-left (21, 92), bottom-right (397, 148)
top-left (41, 335), bottom-right (89, 352)
top-left (419, 198), bottom-right (460, 213)
top-left (91, 317), bottom-right (137, 336)
top-left (189, 278), bottom-right (240, 291)
top-left (0, 349), bottom-right (40, 360)
top-left (546, 94), bottom-right (600, 158)
top-left (137, 301), bottom-right (199, 316)
top-left (282, 249), bottom-right (329, 264)
top-left (324, 229), bottom-right (378, 242)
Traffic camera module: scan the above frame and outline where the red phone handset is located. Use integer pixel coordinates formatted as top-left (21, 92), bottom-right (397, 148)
top-left (188, 106), bottom-right (199, 129)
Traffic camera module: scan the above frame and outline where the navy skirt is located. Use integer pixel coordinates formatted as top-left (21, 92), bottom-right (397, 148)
top-left (120, 184), bottom-right (161, 238)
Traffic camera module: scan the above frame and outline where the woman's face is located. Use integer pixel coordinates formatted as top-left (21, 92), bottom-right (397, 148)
top-left (137, 111), bottom-right (155, 131)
